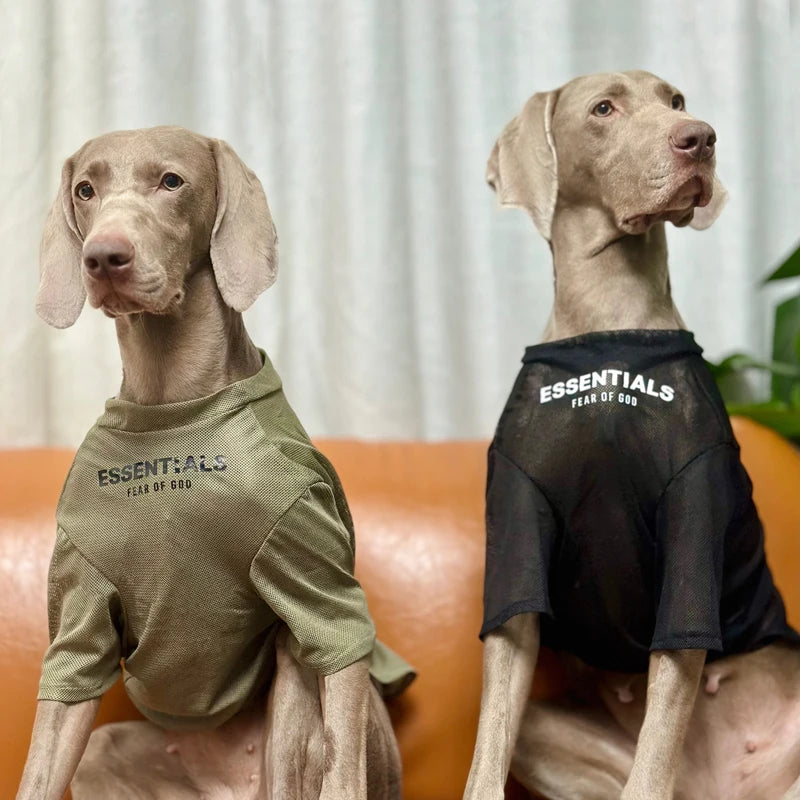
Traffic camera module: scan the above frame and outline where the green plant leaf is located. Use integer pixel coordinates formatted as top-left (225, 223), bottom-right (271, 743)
top-left (707, 352), bottom-right (800, 404)
top-left (764, 241), bottom-right (800, 282)
top-left (726, 401), bottom-right (800, 441)
top-left (771, 295), bottom-right (800, 402)
top-left (706, 354), bottom-right (747, 378)
top-left (706, 353), bottom-right (800, 378)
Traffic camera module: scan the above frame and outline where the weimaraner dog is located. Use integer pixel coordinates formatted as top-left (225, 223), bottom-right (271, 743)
top-left (18, 127), bottom-right (411, 800)
top-left (464, 71), bottom-right (800, 800)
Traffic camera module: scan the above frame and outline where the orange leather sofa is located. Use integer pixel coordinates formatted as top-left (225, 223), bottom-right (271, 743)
top-left (2, 418), bottom-right (798, 800)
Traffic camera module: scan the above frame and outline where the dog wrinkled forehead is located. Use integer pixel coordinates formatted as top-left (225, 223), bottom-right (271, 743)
top-left (555, 70), bottom-right (684, 116)
top-left (71, 126), bottom-right (216, 186)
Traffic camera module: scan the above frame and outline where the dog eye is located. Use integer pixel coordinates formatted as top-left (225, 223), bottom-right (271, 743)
top-left (671, 94), bottom-right (685, 111)
top-left (75, 182), bottom-right (95, 201)
top-left (592, 101), bottom-right (614, 117)
top-left (161, 173), bottom-right (184, 190)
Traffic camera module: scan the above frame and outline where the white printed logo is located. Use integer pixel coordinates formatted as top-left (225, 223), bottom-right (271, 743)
top-left (539, 368), bottom-right (674, 408)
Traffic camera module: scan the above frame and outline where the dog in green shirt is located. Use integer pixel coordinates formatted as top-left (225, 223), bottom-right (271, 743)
top-left (18, 126), bottom-right (413, 800)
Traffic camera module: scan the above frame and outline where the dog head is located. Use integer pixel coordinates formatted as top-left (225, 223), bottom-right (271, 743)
top-left (486, 70), bottom-right (727, 240)
top-left (36, 126), bottom-right (278, 328)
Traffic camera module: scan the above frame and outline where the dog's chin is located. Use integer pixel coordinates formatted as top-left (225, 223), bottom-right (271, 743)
top-left (620, 174), bottom-right (713, 235)
top-left (90, 287), bottom-right (185, 319)
top-left (619, 206), bottom-right (697, 235)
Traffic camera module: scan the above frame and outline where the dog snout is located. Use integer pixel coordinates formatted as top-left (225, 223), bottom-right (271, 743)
top-left (83, 234), bottom-right (135, 278)
top-left (669, 121), bottom-right (716, 162)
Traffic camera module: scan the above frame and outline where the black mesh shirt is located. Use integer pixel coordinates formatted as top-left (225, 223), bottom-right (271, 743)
top-left (481, 329), bottom-right (799, 673)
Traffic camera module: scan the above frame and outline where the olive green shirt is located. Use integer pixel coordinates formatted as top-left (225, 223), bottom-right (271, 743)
top-left (38, 353), bottom-right (413, 730)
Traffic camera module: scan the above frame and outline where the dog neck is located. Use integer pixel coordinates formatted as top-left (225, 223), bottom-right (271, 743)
top-left (543, 207), bottom-right (684, 342)
top-left (114, 268), bottom-right (263, 405)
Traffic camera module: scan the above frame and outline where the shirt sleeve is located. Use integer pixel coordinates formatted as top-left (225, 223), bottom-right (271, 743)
top-left (38, 529), bottom-right (122, 702)
top-left (480, 446), bottom-right (557, 639)
top-left (651, 444), bottom-right (737, 653)
top-left (250, 481), bottom-right (376, 675)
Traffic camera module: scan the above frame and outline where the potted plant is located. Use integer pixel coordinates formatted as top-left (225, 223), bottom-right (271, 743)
top-left (708, 242), bottom-right (800, 444)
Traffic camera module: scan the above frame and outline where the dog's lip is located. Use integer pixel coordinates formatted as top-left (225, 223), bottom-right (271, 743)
top-left (85, 267), bottom-right (161, 291)
top-left (86, 271), bottom-right (174, 315)
top-left (623, 174), bottom-right (713, 229)
top-left (99, 287), bottom-right (183, 318)
top-left (672, 175), bottom-right (711, 209)
top-left (621, 213), bottom-right (653, 230)
top-left (101, 296), bottom-right (173, 317)
top-left (91, 288), bottom-right (159, 316)
top-left (97, 291), bottom-right (144, 316)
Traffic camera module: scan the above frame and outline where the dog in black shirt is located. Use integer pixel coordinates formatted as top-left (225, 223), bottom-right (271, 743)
top-left (464, 71), bottom-right (800, 800)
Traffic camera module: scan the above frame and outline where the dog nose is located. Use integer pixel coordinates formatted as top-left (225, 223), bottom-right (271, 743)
top-left (669, 121), bottom-right (716, 161)
top-left (83, 234), bottom-right (135, 277)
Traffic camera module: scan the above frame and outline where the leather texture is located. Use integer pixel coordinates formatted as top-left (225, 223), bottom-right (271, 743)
top-left (1, 419), bottom-right (798, 799)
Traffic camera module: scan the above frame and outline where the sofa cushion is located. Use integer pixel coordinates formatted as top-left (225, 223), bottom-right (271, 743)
top-left (1, 420), bottom-right (797, 799)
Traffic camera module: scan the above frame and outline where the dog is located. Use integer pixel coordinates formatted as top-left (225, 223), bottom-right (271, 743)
top-left (464, 71), bottom-right (800, 800)
top-left (17, 126), bottom-right (413, 800)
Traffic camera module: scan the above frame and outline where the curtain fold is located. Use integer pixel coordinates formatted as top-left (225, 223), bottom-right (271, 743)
top-left (1, 0), bottom-right (797, 445)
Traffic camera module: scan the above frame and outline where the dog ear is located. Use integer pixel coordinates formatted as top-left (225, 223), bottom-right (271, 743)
top-left (36, 158), bottom-right (87, 328)
top-left (487, 90), bottom-right (559, 241)
top-left (209, 139), bottom-right (279, 312)
top-left (689, 174), bottom-right (728, 230)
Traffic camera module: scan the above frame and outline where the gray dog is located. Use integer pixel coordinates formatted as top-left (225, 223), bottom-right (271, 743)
top-left (18, 127), bottom-right (413, 800)
top-left (465, 71), bottom-right (800, 800)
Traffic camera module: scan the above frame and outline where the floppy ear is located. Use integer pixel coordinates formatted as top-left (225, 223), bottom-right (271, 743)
top-left (209, 138), bottom-right (279, 311)
top-left (486, 90), bottom-right (559, 241)
top-left (689, 174), bottom-right (728, 230)
top-left (36, 158), bottom-right (86, 328)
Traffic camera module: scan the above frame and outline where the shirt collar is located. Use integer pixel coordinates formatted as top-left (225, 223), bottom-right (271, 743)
top-left (523, 329), bottom-right (703, 364)
top-left (97, 350), bottom-right (282, 432)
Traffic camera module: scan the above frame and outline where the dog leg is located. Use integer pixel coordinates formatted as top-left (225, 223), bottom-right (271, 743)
top-left (263, 633), bottom-right (325, 800)
top-left (463, 613), bottom-right (539, 800)
top-left (511, 700), bottom-right (635, 800)
top-left (318, 659), bottom-right (370, 800)
top-left (319, 664), bottom-right (402, 800)
top-left (621, 649), bottom-right (705, 800)
top-left (264, 629), bottom-right (400, 800)
top-left (363, 681), bottom-right (403, 800)
top-left (16, 698), bottom-right (100, 800)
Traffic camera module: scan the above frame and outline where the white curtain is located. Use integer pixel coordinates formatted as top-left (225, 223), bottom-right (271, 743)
top-left (1, 0), bottom-right (797, 446)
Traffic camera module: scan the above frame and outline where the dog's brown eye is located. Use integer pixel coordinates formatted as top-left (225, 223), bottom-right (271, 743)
top-left (76, 182), bottom-right (95, 201)
top-left (592, 101), bottom-right (614, 117)
top-left (671, 94), bottom-right (685, 111)
top-left (161, 173), bottom-right (184, 190)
